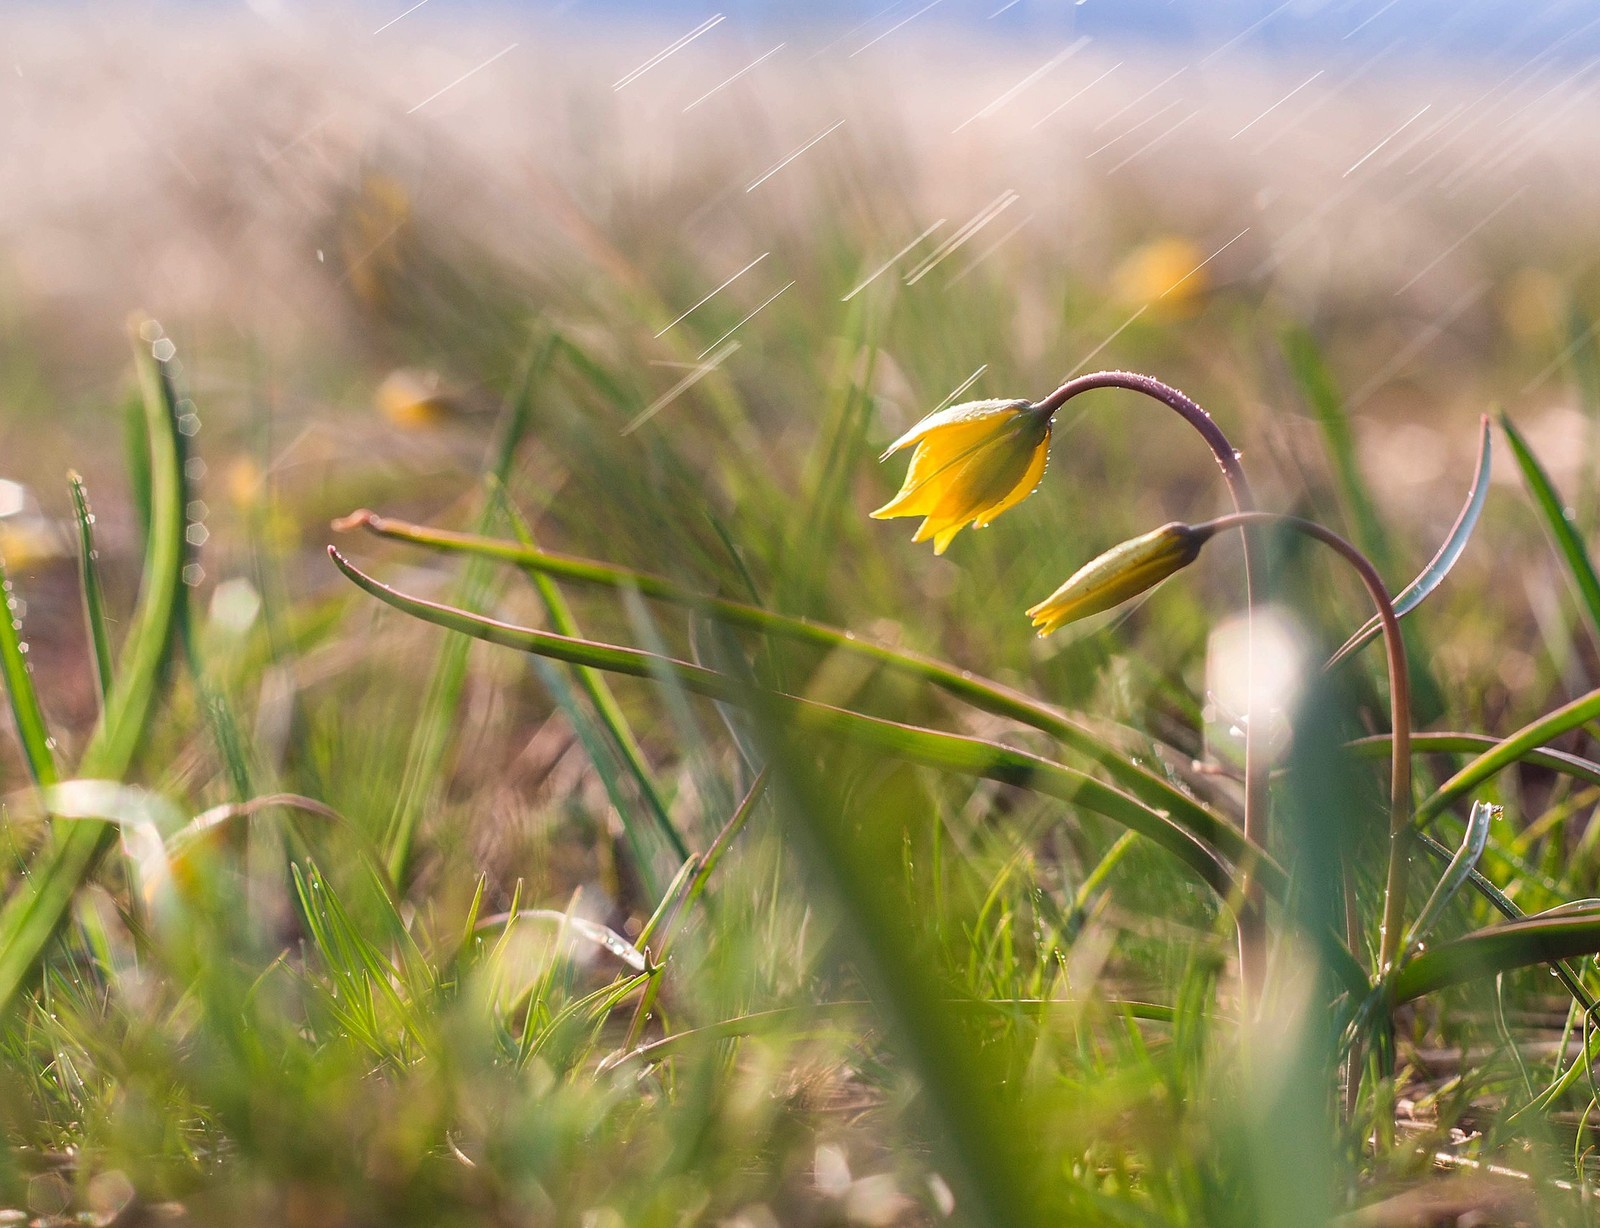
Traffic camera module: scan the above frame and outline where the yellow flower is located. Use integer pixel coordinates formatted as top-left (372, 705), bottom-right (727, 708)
top-left (1112, 236), bottom-right (1209, 319)
top-left (375, 368), bottom-right (460, 430)
top-left (1027, 522), bottom-right (1206, 635)
top-left (871, 398), bottom-right (1052, 554)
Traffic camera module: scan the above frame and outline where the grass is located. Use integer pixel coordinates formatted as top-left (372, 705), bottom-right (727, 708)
top-left (7, 24), bottom-right (1600, 1226)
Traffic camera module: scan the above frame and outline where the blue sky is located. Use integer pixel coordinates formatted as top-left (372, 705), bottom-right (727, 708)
top-left (351, 0), bottom-right (1600, 64)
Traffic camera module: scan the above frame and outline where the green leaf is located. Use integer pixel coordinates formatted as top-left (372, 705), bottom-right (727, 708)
top-left (1328, 416), bottom-right (1491, 667)
top-left (1351, 730), bottom-right (1600, 790)
top-left (333, 510), bottom-right (1228, 852)
top-left (1392, 909), bottom-right (1600, 1003)
top-left (1501, 410), bottom-right (1600, 647)
top-left (1404, 800), bottom-right (1499, 954)
top-left (326, 546), bottom-right (1294, 915)
top-left (1414, 687), bottom-right (1600, 825)
top-left (67, 472), bottom-right (114, 708)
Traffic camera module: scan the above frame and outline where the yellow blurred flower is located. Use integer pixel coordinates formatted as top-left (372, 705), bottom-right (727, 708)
top-left (872, 398), bottom-right (1052, 554)
top-left (224, 457), bottom-right (265, 509)
top-left (375, 368), bottom-right (460, 430)
top-left (1112, 236), bottom-right (1208, 318)
top-left (1499, 267), bottom-right (1564, 346)
top-left (1027, 521), bottom-right (1205, 636)
top-left (0, 479), bottom-right (64, 568)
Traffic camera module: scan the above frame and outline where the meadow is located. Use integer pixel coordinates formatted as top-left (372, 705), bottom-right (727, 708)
top-left (4, 9), bottom-right (1600, 1224)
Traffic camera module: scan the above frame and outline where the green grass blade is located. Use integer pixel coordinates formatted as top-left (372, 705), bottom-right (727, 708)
top-left (1415, 686), bottom-right (1600, 825)
top-left (1351, 731), bottom-right (1600, 789)
top-left (0, 551), bottom-right (58, 788)
top-left (1328, 416), bottom-right (1491, 667)
top-left (1404, 800), bottom-right (1498, 953)
top-left (84, 320), bottom-right (188, 776)
top-left (66, 472), bottom-right (114, 708)
top-left (1392, 909), bottom-right (1600, 1003)
top-left (1501, 409), bottom-right (1600, 647)
top-left (382, 342), bottom-right (547, 886)
top-left (494, 485), bottom-right (687, 864)
top-left (334, 510), bottom-right (1227, 843)
top-left (0, 318), bottom-right (188, 1013)
top-left (1415, 830), bottom-right (1593, 1012)
top-left (327, 546), bottom-right (1288, 911)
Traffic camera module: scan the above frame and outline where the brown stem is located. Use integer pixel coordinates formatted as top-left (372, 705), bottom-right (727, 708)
top-left (1035, 371), bottom-right (1270, 1005)
top-left (1192, 512), bottom-right (1413, 975)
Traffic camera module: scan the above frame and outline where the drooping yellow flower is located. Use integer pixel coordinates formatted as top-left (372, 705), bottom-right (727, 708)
top-left (871, 398), bottom-right (1052, 554)
top-left (1027, 521), bottom-right (1207, 635)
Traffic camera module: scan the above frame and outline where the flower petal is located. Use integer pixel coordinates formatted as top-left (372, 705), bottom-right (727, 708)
top-left (879, 398), bottom-right (1034, 458)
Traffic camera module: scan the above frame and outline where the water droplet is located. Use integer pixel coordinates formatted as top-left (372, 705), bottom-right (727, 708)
top-left (182, 563), bottom-right (205, 587)
top-left (177, 414), bottom-right (201, 437)
top-left (186, 499), bottom-right (209, 521)
top-left (137, 319), bottom-right (163, 343)
top-left (185, 524), bottom-right (209, 547)
top-left (184, 457), bottom-right (207, 480)
top-left (151, 337), bottom-right (176, 362)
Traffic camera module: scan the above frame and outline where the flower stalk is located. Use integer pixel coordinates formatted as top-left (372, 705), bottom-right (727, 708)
top-left (1188, 512), bottom-right (1413, 976)
top-left (1031, 371), bottom-right (1272, 1005)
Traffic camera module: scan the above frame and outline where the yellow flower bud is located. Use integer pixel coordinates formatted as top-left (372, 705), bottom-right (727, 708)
top-left (871, 398), bottom-right (1052, 554)
top-left (1026, 521), bottom-right (1207, 635)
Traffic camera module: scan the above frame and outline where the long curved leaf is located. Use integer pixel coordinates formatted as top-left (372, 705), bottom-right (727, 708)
top-left (333, 510), bottom-right (1227, 845)
top-left (1501, 410), bottom-right (1600, 646)
top-left (1392, 909), bottom-right (1600, 1003)
top-left (1350, 731), bottom-right (1600, 790)
top-left (1328, 415), bottom-right (1491, 667)
top-left (1415, 687), bottom-right (1600, 825)
top-left (329, 547), bottom-right (1266, 904)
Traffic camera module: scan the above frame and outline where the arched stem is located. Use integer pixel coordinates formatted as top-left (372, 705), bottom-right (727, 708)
top-left (1192, 512), bottom-right (1413, 974)
top-left (1035, 371), bottom-right (1270, 1002)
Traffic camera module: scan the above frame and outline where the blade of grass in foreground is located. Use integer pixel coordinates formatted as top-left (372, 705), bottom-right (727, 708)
top-left (332, 510), bottom-right (1227, 845)
top-left (327, 546), bottom-right (1292, 913)
top-left (67, 472), bottom-right (114, 708)
top-left (740, 676), bottom-right (1046, 1228)
top-left (0, 550), bottom-right (58, 788)
top-left (0, 317), bottom-right (188, 1014)
top-left (1501, 410), bottom-right (1600, 649)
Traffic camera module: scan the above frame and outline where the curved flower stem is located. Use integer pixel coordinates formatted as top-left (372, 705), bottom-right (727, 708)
top-left (1035, 371), bottom-right (1270, 1003)
top-left (1193, 512), bottom-right (1413, 976)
